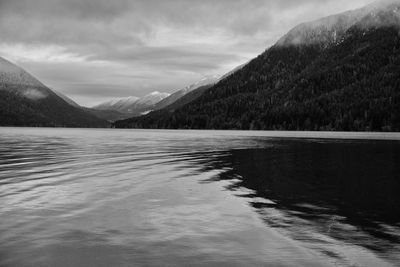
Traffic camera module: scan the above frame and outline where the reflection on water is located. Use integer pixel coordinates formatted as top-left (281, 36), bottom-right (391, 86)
top-left (0, 128), bottom-right (399, 267)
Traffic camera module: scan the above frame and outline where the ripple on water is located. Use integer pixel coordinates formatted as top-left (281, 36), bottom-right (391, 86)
top-left (0, 128), bottom-right (399, 267)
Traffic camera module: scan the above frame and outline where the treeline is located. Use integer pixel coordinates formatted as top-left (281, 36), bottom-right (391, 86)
top-left (115, 26), bottom-right (400, 131)
top-left (0, 87), bottom-right (109, 127)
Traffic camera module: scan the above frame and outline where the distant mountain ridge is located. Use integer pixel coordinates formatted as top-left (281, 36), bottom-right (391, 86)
top-left (131, 69), bottom-right (247, 117)
top-left (92, 91), bottom-right (170, 114)
top-left (50, 89), bottom-right (129, 122)
top-left (0, 57), bottom-right (108, 127)
top-left (115, 0), bottom-right (400, 131)
top-left (94, 96), bottom-right (139, 111)
top-left (92, 75), bottom-right (222, 116)
top-left (108, 65), bottom-right (247, 122)
top-left (135, 91), bottom-right (170, 109)
top-left (152, 75), bottom-right (221, 111)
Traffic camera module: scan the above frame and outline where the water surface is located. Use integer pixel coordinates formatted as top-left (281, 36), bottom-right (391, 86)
top-left (0, 128), bottom-right (399, 266)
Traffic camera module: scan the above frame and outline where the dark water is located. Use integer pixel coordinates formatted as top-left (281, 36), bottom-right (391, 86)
top-left (0, 128), bottom-right (400, 267)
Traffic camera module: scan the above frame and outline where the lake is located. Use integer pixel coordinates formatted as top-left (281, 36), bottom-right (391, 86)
top-left (0, 128), bottom-right (399, 266)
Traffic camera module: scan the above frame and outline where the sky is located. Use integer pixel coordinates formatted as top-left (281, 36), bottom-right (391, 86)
top-left (0, 0), bottom-right (373, 106)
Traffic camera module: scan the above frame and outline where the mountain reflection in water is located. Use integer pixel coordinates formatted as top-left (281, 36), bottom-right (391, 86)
top-left (0, 128), bottom-right (399, 267)
top-left (200, 141), bottom-right (400, 262)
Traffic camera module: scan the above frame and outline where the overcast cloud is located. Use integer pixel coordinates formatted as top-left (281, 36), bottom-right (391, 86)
top-left (0, 0), bottom-right (372, 106)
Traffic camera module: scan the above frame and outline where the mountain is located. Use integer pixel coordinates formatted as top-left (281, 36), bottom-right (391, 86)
top-left (161, 84), bottom-right (214, 112)
top-left (0, 57), bottom-right (108, 127)
top-left (53, 90), bottom-right (81, 108)
top-left (92, 75), bottom-right (220, 117)
top-left (154, 65), bottom-right (249, 112)
top-left (276, 0), bottom-right (400, 47)
top-left (152, 75), bottom-right (220, 111)
top-left (114, 66), bottom-right (246, 122)
top-left (218, 62), bottom-right (247, 81)
top-left (50, 89), bottom-right (130, 122)
top-left (92, 92), bottom-right (169, 115)
top-left (115, 0), bottom-right (400, 131)
top-left (93, 96), bottom-right (139, 112)
top-left (0, 57), bottom-right (51, 99)
top-left (134, 91), bottom-right (170, 111)
top-left (82, 108), bottom-right (130, 122)
top-left (93, 74), bottom-right (224, 119)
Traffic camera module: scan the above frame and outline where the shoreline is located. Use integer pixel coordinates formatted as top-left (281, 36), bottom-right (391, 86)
top-left (1, 126), bottom-right (400, 141)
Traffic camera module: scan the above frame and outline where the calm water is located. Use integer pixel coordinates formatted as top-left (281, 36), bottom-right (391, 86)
top-left (1, 128), bottom-right (400, 267)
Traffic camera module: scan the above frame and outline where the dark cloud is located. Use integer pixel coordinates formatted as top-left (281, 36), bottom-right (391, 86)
top-left (0, 0), bottom-right (372, 106)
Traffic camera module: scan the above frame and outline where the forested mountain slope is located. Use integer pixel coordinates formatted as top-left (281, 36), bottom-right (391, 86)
top-left (115, 1), bottom-right (400, 131)
top-left (0, 57), bottom-right (108, 127)
top-left (151, 75), bottom-right (220, 111)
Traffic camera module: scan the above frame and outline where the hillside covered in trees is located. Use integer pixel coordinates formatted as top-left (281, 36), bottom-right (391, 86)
top-left (115, 1), bottom-right (400, 131)
top-left (0, 57), bottom-right (108, 127)
top-left (0, 87), bottom-right (109, 127)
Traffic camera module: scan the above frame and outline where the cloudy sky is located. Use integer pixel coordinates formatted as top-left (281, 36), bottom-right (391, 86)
top-left (0, 0), bottom-right (372, 106)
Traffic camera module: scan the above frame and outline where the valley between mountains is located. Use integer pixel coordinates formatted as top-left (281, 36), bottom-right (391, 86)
top-left (1, 0), bottom-right (400, 131)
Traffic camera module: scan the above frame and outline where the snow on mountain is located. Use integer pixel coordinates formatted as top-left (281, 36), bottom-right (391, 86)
top-left (134, 91), bottom-right (170, 107)
top-left (152, 75), bottom-right (220, 111)
top-left (276, 0), bottom-right (400, 47)
top-left (182, 75), bottom-right (221, 95)
top-left (94, 70), bottom-right (245, 114)
top-left (93, 96), bottom-right (139, 111)
top-left (219, 62), bottom-right (248, 81)
top-left (114, 0), bottom-right (400, 130)
top-left (92, 92), bottom-right (169, 114)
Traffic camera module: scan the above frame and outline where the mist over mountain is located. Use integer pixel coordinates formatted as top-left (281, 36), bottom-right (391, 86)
top-left (0, 57), bottom-right (108, 127)
top-left (0, 57), bottom-right (51, 101)
top-left (277, 0), bottom-right (400, 47)
top-left (115, 0), bottom-right (400, 131)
